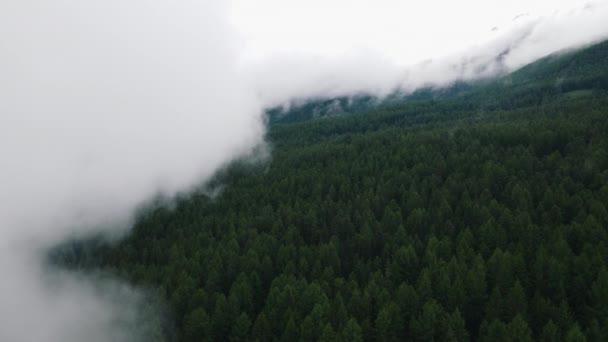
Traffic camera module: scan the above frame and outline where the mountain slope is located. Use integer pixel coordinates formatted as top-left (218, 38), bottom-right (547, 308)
top-left (269, 39), bottom-right (608, 124)
top-left (55, 40), bottom-right (608, 341)
top-left (507, 39), bottom-right (608, 84)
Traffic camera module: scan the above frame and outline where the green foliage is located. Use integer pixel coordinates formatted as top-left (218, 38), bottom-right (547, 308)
top-left (342, 318), bottom-right (364, 342)
top-left (183, 308), bottom-right (210, 342)
top-left (565, 324), bottom-right (587, 342)
top-left (53, 40), bottom-right (608, 341)
top-left (541, 320), bottom-right (560, 342)
top-left (446, 309), bottom-right (469, 341)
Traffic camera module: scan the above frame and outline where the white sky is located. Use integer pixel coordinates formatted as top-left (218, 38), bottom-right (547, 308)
top-left (230, 0), bottom-right (608, 103)
top-left (231, 0), bottom-right (589, 66)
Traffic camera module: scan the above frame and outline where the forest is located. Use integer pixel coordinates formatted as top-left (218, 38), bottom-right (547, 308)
top-left (54, 40), bottom-right (608, 341)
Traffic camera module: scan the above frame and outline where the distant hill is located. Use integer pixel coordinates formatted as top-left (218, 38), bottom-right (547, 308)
top-left (506, 39), bottom-right (608, 84)
top-left (268, 39), bottom-right (608, 124)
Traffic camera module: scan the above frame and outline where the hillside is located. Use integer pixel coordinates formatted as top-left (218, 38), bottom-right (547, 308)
top-left (507, 40), bottom-right (608, 85)
top-left (269, 40), bottom-right (608, 125)
top-left (56, 41), bottom-right (608, 341)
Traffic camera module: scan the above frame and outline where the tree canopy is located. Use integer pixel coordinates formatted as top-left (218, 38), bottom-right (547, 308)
top-left (53, 40), bottom-right (608, 341)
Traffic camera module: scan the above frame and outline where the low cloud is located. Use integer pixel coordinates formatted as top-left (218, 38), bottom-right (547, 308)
top-left (248, 0), bottom-right (608, 107)
top-left (0, 1), bottom-right (264, 341)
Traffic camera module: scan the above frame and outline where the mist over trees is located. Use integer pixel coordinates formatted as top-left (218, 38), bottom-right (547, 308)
top-left (56, 41), bottom-right (608, 341)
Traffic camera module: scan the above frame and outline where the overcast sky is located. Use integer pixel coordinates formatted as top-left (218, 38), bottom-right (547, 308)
top-left (230, 0), bottom-right (608, 104)
top-left (231, 0), bottom-right (591, 65)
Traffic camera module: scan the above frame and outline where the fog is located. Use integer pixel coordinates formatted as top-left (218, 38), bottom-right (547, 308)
top-left (247, 0), bottom-right (608, 106)
top-left (0, 1), bottom-right (264, 341)
top-left (1, 0), bottom-right (608, 341)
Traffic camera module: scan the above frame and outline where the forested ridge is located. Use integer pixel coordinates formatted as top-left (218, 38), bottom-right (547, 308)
top-left (268, 40), bottom-right (608, 125)
top-left (56, 41), bottom-right (608, 341)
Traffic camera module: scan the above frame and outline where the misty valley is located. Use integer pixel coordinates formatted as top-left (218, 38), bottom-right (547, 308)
top-left (48, 40), bottom-right (608, 341)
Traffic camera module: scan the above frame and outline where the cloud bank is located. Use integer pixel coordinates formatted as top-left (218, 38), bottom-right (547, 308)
top-left (0, 1), bottom-right (264, 341)
top-left (248, 0), bottom-right (608, 107)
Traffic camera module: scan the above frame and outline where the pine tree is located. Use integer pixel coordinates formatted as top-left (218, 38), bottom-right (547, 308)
top-left (391, 245), bottom-right (418, 284)
top-left (506, 314), bottom-right (533, 342)
top-left (591, 267), bottom-right (608, 320)
top-left (230, 313), bottom-right (251, 342)
top-left (479, 319), bottom-right (507, 342)
top-left (341, 318), bottom-right (363, 342)
top-left (540, 320), bottom-right (560, 342)
top-left (375, 302), bottom-right (401, 341)
top-left (505, 281), bottom-right (528, 320)
top-left (252, 313), bottom-right (272, 341)
top-left (281, 317), bottom-right (298, 342)
top-left (565, 323), bottom-right (586, 342)
top-left (446, 309), bottom-right (469, 341)
top-left (183, 308), bottom-right (210, 342)
top-left (410, 300), bottom-right (446, 341)
top-left (319, 323), bottom-right (337, 342)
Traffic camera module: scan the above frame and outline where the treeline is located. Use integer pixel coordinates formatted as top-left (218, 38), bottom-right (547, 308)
top-left (54, 86), bottom-right (608, 341)
top-left (268, 40), bottom-right (608, 125)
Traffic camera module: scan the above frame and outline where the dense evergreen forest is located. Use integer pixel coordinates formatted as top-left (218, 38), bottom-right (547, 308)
top-left (56, 41), bottom-right (608, 341)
